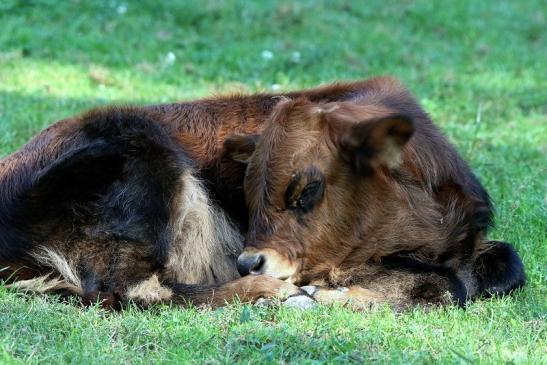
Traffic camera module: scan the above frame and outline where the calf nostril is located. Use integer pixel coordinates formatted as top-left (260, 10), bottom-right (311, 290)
top-left (237, 254), bottom-right (266, 276)
top-left (249, 255), bottom-right (265, 275)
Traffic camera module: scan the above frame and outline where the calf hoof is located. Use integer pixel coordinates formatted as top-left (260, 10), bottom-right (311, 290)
top-left (283, 295), bottom-right (317, 310)
top-left (254, 297), bottom-right (273, 307)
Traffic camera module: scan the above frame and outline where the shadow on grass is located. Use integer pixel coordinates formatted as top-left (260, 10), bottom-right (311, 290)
top-left (0, 89), bottom-right (153, 155)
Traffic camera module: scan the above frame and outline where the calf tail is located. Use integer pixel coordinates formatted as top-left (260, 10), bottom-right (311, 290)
top-left (473, 241), bottom-right (525, 297)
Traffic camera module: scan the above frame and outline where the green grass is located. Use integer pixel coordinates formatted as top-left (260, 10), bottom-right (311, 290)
top-left (0, 0), bottom-right (545, 363)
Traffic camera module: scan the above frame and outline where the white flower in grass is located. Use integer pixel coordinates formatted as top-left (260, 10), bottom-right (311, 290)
top-left (291, 51), bottom-right (301, 62)
top-left (261, 50), bottom-right (274, 60)
top-left (165, 52), bottom-right (176, 65)
top-left (117, 4), bottom-right (127, 15)
top-left (271, 84), bottom-right (281, 91)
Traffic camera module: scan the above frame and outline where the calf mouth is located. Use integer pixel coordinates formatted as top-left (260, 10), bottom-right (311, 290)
top-left (236, 248), bottom-right (299, 283)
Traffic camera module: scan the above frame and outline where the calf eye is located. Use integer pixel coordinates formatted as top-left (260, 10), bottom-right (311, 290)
top-left (289, 180), bottom-right (324, 213)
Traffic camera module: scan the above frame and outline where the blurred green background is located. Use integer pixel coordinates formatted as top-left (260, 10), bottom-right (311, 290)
top-left (0, 1), bottom-right (545, 364)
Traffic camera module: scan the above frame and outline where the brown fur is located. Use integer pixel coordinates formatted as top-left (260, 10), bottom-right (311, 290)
top-left (229, 77), bottom-right (525, 309)
top-left (1, 80), bottom-right (393, 308)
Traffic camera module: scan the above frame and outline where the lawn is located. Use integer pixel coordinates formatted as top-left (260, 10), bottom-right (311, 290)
top-left (0, 0), bottom-right (545, 363)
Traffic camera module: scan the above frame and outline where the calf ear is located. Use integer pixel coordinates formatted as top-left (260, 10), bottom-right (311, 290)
top-left (337, 114), bottom-right (414, 175)
top-left (223, 134), bottom-right (259, 164)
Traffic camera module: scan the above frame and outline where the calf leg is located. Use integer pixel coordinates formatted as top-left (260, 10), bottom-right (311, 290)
top-left (300, 285), bottom-right (387, 310)
top-left (146, 274), bottom-right (302, 308)
top-left (301, 258), bottom-right (469, 310)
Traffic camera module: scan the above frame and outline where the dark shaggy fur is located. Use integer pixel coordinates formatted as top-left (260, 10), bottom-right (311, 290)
top-left (3, 81), bottom-right (406, 308)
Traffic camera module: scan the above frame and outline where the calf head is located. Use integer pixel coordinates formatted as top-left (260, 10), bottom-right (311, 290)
top-left (224, 97), bottom-right (414, 284)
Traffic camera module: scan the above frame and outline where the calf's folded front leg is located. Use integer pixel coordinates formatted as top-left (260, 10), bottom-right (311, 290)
top-left (129, 274), bottom-right (304, 309)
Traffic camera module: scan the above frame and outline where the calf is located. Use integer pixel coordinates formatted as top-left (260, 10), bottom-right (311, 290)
top-left (1, 81), bottom-right (388, 308)
top-left (227, 77), bottom-right (525, 309)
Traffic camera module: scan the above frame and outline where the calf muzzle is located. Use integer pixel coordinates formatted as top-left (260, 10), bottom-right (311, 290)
top-left (237, 252), bottom-right (265, 276)
top-left (236, 247), bottom-right (299, 281)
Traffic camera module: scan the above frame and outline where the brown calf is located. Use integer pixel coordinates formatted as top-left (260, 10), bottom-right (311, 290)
top-left (227, 77), bottom-right (525, 309)
top-left (0, 81), bottom-right (390, 308)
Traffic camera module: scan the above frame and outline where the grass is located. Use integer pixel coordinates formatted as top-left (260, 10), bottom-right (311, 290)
top-left (0, 0), bottom-right (545, 363)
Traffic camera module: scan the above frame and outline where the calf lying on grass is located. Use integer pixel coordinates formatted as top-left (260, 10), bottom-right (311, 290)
top-left (2, 83), bottom-right (383, 308)
top-left (227, 77), bottom-right (525, 309)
